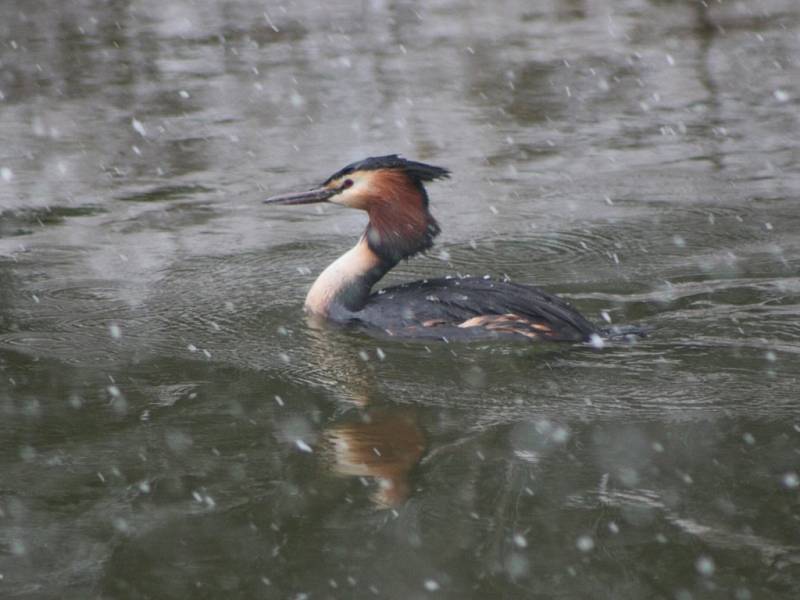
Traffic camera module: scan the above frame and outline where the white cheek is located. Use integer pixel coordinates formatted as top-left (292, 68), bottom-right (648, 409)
top-left (331, 183), bottom-right (367, 208)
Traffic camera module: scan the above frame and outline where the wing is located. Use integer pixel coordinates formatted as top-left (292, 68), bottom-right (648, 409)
top-left (353, 277), bottom-right (597, 342)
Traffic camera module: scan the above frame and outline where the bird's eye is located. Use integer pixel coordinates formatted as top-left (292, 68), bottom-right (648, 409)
top-left (341, 179), bottom-right (354, 190)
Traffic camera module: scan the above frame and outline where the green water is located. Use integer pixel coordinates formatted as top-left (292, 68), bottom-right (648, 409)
top-left (1, 1), bottom-right (799, 598)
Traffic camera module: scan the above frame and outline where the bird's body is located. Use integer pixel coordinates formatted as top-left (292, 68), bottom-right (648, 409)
top-left (265, 155), bottom-right (638, 343)
top-left (351, 276), bottom-right (596, 341)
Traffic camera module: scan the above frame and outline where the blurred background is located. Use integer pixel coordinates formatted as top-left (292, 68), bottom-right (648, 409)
top-left (1, 0), bottom-right (799, 598)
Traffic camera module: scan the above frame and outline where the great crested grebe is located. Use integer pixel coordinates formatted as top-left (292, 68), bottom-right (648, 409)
top-left (265, 155), bottom-right (637, 343)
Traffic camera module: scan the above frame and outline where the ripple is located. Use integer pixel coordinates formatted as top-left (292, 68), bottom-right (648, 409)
top-left (570, 486), bottom-right (800, 563)
top-left (448, 228), bottom-right (634, 270)
top-left (0, 243), bottom-right (362, 390)
top-left (116, 184), bottom-right (215, 203)
top-left (0, 205), bottom-right (108, 239)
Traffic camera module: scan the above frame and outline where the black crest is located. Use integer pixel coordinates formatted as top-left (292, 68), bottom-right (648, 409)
top-left (323, 155), bottom-right (450, 185)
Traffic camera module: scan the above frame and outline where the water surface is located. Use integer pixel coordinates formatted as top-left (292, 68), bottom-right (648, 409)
top-left (1, 1), bottom-right (799, 598)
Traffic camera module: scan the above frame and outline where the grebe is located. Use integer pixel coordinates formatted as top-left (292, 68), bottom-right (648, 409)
top-left (265, 155), bottom-right (629, 342)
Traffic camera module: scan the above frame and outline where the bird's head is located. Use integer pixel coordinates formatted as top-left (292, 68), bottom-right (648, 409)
top-left (265, 155), bottom-right (449, 263)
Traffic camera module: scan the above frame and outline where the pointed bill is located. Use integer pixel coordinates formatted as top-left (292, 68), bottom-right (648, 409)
top-left (264, 187), bottom-right (335, 205)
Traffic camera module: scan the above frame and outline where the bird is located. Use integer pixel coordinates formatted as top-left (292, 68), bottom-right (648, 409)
top-left (264, 155), bottom-right (641, 343)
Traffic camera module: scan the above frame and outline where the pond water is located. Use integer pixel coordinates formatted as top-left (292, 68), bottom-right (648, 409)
top-left (1, 0), bottom-right (799, 598)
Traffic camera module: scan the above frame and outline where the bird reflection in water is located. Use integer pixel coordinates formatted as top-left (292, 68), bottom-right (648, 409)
top-left (304, 328), bottom-right (427, 509)
top-left (322, 407), bottom-right (425, 509)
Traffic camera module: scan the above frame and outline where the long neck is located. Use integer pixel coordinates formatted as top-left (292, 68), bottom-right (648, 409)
top-left (305, 236), bottom-right (396, 317)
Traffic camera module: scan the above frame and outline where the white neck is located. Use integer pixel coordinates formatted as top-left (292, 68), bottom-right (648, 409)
top-left (304, 237), bottom-right (391, 317)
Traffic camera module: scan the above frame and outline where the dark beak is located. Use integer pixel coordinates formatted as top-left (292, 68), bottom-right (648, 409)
top-left (263, 187), bottom-right (335, 205)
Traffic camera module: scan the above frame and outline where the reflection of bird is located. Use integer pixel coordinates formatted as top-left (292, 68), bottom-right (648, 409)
top-left (323, 409), bottom-right (426, 509)
top-left (266, 155), bottom-right (641, 342)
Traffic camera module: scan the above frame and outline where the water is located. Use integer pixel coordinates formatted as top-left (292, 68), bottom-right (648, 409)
top-left (1, 1), bottom-right (799, 597)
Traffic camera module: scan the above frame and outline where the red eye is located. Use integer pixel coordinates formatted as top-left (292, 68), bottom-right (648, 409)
top-left (341, 179), bottom-right (354, 189)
